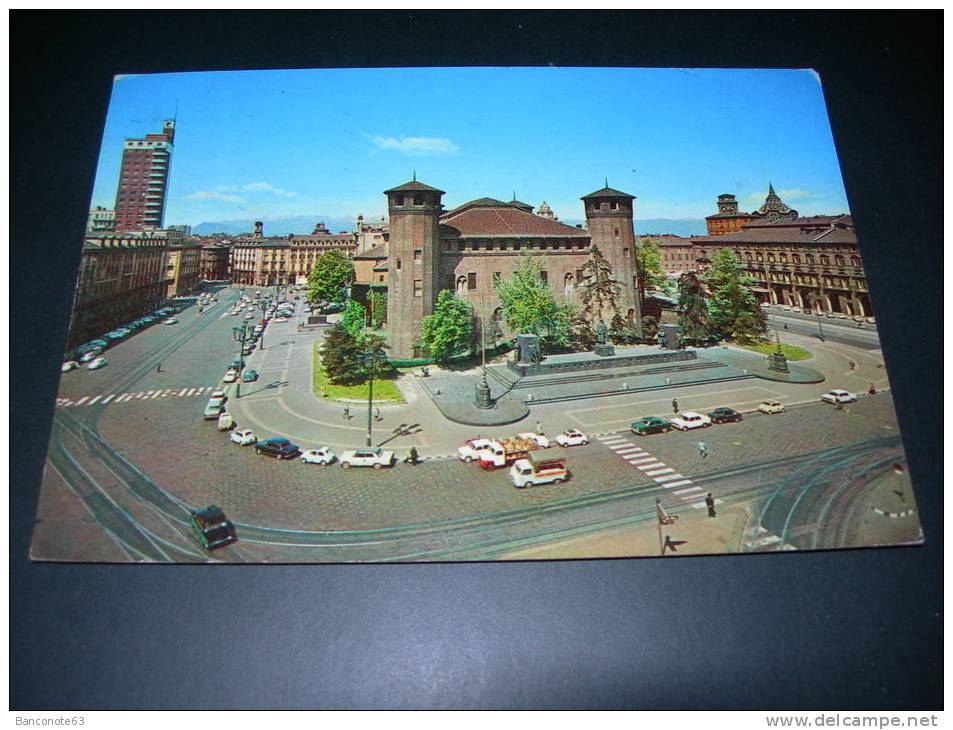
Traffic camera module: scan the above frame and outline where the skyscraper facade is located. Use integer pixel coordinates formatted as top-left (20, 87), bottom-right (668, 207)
top-left (113, 120), bottom-right (175, 231)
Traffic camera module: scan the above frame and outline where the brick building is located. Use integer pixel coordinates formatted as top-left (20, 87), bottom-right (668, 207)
top-left (229, 221), bottom-right (357, 287)
top-left (704, 185), bottom-right (798, 236)
top-left (68, 232), bottom-right (169, 349)
top-left (199, 243), bottom-right (231, 281)
top-left (165, 241), bottom-right (202, 297)
top-left (692, 214), bottom-right (870, 316)
top-left (113, 120), bottom-right (175, 231)
top-left (638, 234), bottom-right (695, 276)
top-left (383, 178), bottom-right (642, 360)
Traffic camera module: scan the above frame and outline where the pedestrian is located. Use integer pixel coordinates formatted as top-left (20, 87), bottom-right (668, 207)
top-left (343, 405), bottom-right (350, 420)
top-left (536, 420), bottom-right (543, 435)
top-left (407, 446), bottom-right (419, 465)
top-left (672, 398), bottom-right (679, 414)
top-left (849, 360), bottom-right (856, 371)
top-left (375, 407), bottom-right (382, 422)
top-left (156, 362), bottom-right (162, 373)
top-left (783, 323), bottom-right (788, 330)
top-left (698, 440), bottom-right (707, 459)
top-left (705, 492), bottom-right (717, 518)
top-left (868, 382), bottom-right (876, 395)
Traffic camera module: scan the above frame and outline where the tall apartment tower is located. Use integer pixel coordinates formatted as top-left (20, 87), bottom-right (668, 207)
top-left (581, 183), bottom-right (642, 333)
top-left (113, 119), bottom-right (176, 231)
top-left (384, 179), bottom-right (445, 359)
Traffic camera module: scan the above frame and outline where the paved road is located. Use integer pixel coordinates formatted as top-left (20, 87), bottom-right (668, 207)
top-left (766, 310), bottom-right (882, 350)
top-left (33, 286), bottom-right (914, 562)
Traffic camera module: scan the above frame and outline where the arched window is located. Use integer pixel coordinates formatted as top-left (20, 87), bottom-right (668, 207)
top-left (806, 254), bottom-right (815, 265)
top-left (793, 254), bottom-right (801, 264)
top-left (564, 272), bottom-right (574, 298)
top-left (779, 253), bottom-right (788, 263)
top-left (834, 255), bottom-right (845, 267)
top-left (492, 307), bottom-right (503, 322)
top-left (850, 255), bottom-right (860, 268)
top-left (767, 253), bottom-right (776, 263)
top-left (820, 255), bottom-right (830, 266)
top-left (456, 276), bottom-right (468, 294)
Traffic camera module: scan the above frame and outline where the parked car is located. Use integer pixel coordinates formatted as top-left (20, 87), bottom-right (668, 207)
top-left (458, 438), bottom-right (494, 463)
top-left (255, 438), bottom-right (301, 459)
top-left (211, 388), bottom-right (227, 401)
top-left (223, 369), bottom-right (238, 383)
top-left (61, 360), bottom-right (80, 372)
top-left (708, 407), bottom-right (743, 424)
top-left (821, 389), bottom-right (858, 404)
top-left (518, 432), bottom-right (551, 449)
top-left (242, 368), bottom-right (259, 382)
top-left (631, 415), bottom-right (672, 436)
top-left (228, 359), bottom-right (242, 370)
top-left (339, 448), bottom-right (396, 469)
top-left (244, 313), bottom-right (255, 320)
top-left (555, 428), bottom-right (589, 447)
top-left (229, 428), bottom-right (257, 446)
top-left (78, 339), bottom-right (108, 352)
top-left (273, 316), bottom-right (288, 323)
top-left (670, 411), bottom-right (712, 431)
top-left (80, 349), bottom-right (102, 363)
top-left (301, 447), bottom-right (336, 465)
top-left (758, 399), bottom-right (785, 414)
top-left (190, 505), bottom-right (238, 550)
top-left (164, 317), bottom-right (178, 325)
top-left (87, 357), bottom-right (107, 370)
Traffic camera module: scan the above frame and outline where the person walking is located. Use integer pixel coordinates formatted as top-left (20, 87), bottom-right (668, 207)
top-left (672, 398), bottom-right (679, 414)
top-left (535, 420), bottom-right (544, 435)
top-left (868, 382), bottom-right (877, 395)
top-left (156, 362), bottom-right (162, 373)
top-left (698, 440), bottom-right (708, 459)
top-left (343, 405), bottom-right (350, 420)
top-left (406, 446), bottom-right (419, 465)
top-left (374, 407), bottom-right (382, 422)
top-left (705, 492), bottom-right (717, 518)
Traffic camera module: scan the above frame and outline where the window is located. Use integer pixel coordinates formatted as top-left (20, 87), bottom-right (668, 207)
top-left (468, 272), bottom-right (477, 290)
top-left (413, 195), bottom-right (423, 205)
top-left (611, 202), bottom-right (619, 210)
top-left (396, 258), bottom-right (401, 270)
top-left (820, 255), bottom-right (830, 266)
top-left (576, 268), bottom-right (584, 283)
top-left (614, 228), bottom-right (620, 237)
top-left (456, 276), bottom-right (468, 294)
top-left (414, 249), bottom-right (422, 261)
top-left (413, 280), bottom-right (423, 297)
top-left (540, 270), bottom-right (548, 284)
top-left (492, 271), bottom-right (501, 285)
top-left (395, 196), bottom-right (404, 206)
top-left (806, 254), bottom-right (815, 265)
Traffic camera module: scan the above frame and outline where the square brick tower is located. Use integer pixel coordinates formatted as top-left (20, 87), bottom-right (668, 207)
top-left (581, 182), bottom-right (642, 333)
top-left (113, 120), bottom-right (175, 231)
top-left (384, 178), bottom-right (445, 359)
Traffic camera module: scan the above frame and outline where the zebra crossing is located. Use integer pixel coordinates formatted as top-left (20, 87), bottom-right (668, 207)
top-left (56, 386), bottom-right (218, 408)
top-left (597, 432), bottom-right (717, 509)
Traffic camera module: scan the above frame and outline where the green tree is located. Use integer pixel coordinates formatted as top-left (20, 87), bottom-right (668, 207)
top-left (494, 253), bottom-right (558, 336)
top-left (546, 302), bottom-right (577, 351)
top-left (368, 288), bottom-right (387, 328)
top-left (340, 300), bottom-right (366, 337)
top-left (320, 324), bottom-right (363, 384)
top-left (703, 248), bottom-right (766, 342)
top-left (640, 315), bottom-right (659, 340)
top-left (579, 245), bottom-right (621, 323)
top-left (676, 271), bottom-right (711, 342)
top-left (420, 290), bottom-right (473, 362)
top-left (635, 237), bottom-right (670, 306)
top-left (307, 250), bottom-right (354, 306)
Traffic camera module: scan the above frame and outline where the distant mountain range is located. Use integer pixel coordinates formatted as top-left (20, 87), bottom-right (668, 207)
top-left (192, 215), bottom-right (707, 238)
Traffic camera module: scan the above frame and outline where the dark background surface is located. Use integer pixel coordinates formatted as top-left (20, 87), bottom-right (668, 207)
top-left (10, 11), bottom-right (941, 709)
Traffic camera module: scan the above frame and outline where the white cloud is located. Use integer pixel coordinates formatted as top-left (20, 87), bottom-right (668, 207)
top-left (366, 134), bottom-right (459, 155)
top-left (216, 182), bottom-right (297, 197)
top-left (185, 190), bottom-right (244, 203)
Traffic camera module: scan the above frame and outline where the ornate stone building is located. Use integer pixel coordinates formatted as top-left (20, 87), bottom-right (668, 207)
top-left (692, 215), bottom-right (871, 316)
top-left (383, 178), bottom-right (642, 360)
top-left (199, 243), bottom-right (230, 281)
top-left (229, 221), bottom-right (357, 287)
top-left (704, 184), bottom-right (799, 236)
top-left (68, 231), bottom-right (168, 349)
top-left (164, 241), bottom-right (202, 297)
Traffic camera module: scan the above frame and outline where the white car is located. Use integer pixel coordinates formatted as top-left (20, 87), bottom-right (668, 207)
top-left (164, 317), bottom-right (178, 325)
top-left (80, 349), bottom-right (102, 363)
top-left (223, 369), bottom-right (238, 383)
top-left (244, 313), bottom-right (254, 320)
top-left (791, 306), bottom-right (801, 313)
top-left (211, 388), bottom-right (228, 401)
top-left (821, 389), bottom-right (858, 404)
top-left (555, 429), bottom-right (589, 447)
top-left (758, 399), bottom-right (785, 414)
top-left (274, 316), bottom-right (288, 323)
top-left (670, 411), bottom-right (712, 431)
top-left (518, 432), bottom-right (551, 449)
top-left (87, 357), bottom-right (107, 370)
top-left (62, 360), bottom-right (80, 372)
top-left (458, 438), bottom-right (494, 463)
top-left (301, 447), bottom-right (336, 465)
top-left (229, 428), bottom-right (257, 446)
top-left (339, 448), bottom-right (396, 469)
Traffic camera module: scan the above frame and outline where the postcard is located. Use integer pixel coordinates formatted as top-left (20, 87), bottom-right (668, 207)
top-left (33, 67), bottom-right (921, 562)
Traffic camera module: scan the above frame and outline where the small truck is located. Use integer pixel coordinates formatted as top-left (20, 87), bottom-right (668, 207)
top-left (509, 454), bottom-right (569, 489)
top-left (477, 436), bottom-right (539, 470)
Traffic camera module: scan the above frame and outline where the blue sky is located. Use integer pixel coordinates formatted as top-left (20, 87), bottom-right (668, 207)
top-left (92, 67), bottom-right (850, 227)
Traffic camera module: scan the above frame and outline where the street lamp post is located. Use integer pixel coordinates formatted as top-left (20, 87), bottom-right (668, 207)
top-left (807, 291), bottom-right (825, 341)
top-left (259, 300), bottom-right (268, 349)
top-left (232, 323), bottom-right (249, 398)
top-left (355, 347), bottom-right (387, 447)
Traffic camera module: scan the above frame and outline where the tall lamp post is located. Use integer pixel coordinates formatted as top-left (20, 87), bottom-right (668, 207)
top-left (807, 291), bottom-right (825, 341)
top-left (355, 346), bottom-right (387, 447)
top-left (232, 323), bottom-right (250, 398)
top-left (258, 299), bottom-right (269, 350)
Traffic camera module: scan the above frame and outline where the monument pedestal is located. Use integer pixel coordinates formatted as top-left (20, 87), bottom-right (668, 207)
top-left (593, 343), bottom-right (616, 357)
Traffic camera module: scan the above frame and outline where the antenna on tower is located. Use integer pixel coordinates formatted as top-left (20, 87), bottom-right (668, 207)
top-left (412, 170), bottom-right (416, 182)
top-left (605, 177), bottom-right (609, 189)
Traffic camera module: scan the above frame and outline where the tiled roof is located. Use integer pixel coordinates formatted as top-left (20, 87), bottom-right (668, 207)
top-left (440, 200), bottom-right (590, 239)
top-left (354, 244), bottom-right (388, 260)
top-left (691, 215), bottom-right (855, 246)
top-left (508, 199), bottom-right (534, 212)
top-left (384, 180), bottom-right (445, 195)
top-left (581, 185), bottom-right (635, 200)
